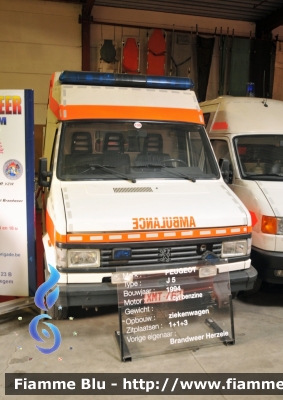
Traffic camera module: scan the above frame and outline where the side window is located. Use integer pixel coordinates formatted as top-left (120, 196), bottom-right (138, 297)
top-left (210, 139), bottom-right (231, 163)
top-left (203, 113), bottom-right (210, 127)
top-left (203, 111), bottom-right (216, 131)
top-left (210, 139), bottom-right (233, 183)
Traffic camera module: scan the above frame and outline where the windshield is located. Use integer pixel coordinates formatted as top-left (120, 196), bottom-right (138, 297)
top-left (57, 120), bottom-right (219, 182)
top-left (234, 135), bottom-right (283, 181)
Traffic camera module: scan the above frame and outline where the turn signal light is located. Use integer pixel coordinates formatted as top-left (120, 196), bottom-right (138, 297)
top-left (261, 216), bottom-right (277, 234)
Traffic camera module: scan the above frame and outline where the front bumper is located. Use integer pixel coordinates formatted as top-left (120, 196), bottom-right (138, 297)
top-left (229, 265), bottom-right (257, 292)
top-left (55, 265), bottom-right (258, 308)
top-left (251, 247), bottom-right (283, 284)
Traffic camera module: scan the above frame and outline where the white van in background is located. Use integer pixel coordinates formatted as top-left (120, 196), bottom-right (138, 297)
top-left (201, 96), bottom-right (283, 292)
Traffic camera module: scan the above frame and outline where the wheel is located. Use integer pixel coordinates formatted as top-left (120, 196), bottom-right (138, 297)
top-left (160, 158), bottom-right (187, 166)
top-left (47, 303), bottom-right (68, 320)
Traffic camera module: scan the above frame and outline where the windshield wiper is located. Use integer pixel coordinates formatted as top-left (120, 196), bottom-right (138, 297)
top-left (72, 164), bottom-right (136, 183)
top-left (134, 164), bottom-right (196, 182)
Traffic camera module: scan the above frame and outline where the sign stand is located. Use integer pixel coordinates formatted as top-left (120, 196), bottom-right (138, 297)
top-left (114, 263), bottom-right (235, 362)
top-left (0, 297), bottom-right (34, 316)
top-left (115, 327), bottom-right (132, 362)
top-left (205, 299), bottom-right (235, 345)
top-left (0, 89), bottom-right (36, 308)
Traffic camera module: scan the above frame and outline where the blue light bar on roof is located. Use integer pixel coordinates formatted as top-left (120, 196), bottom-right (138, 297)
top-left (59, 71), bottom-right (194, 90)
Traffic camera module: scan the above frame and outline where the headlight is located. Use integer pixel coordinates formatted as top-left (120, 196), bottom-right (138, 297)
top-left (67, 250), bottom-right (100, 267)
top-left (221, 240), bottom-right (248, 257)
top-left (262, 216), bottom-right (283, 235)
top-left (56, 247), bottom-right (67, 267)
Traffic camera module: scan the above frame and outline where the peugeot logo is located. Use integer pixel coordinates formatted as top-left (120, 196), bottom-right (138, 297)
top-left (200, 244), bottom-right (207, 253)
top-left (159, 248), bottom-right (171, 262)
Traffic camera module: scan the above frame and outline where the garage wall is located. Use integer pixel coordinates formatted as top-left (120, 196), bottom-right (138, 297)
top-left (90, 6), bottom-right (255, 100)
top-left (92, 6), bottom-right (256, 37)
top-left (0, 0), bottom-right (81, 125)
top-left (0, 1), bottom-right (280, 176)
top-left (0, 1), bottom-right (282, 123)
top-left (272, 41), bottom-right (283, 101)
top-left (0, 0), bottom-right (81, 172)
top-left (91, 6), bottom-right (283, 101)
top-left (273, 26), bottom-right (283, 41)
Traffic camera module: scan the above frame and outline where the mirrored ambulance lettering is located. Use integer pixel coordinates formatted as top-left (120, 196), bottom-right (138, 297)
top-left (132, 216), bottom-right (196, 230)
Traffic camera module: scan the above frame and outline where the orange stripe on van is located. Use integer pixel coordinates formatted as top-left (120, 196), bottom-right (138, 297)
top-left (46, 211), bottom-right (67, 245)
top-left (57, 105), bottom-right (204, 124)
top-left (49, 94), bottom-right (60, 119)
top-left (211, 121), bottom-right (228, 130)
top-left (47, 209), bottom-right (251, 246)
top-left (64, 225), bottom-right (252, 244)
top-left (48, 74), bottom-right (61, 119)
top-left (46, 211), bottom-right (55, 246)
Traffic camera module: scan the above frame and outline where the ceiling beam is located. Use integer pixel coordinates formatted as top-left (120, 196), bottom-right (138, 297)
top-left (82, 0), bottom-right (96, 17)
top-left (80, 0), bottom-right (95, 71)
top-left (256, 5), bottom-right (283, 38)
top-left (42, 0), bottom-right (84, 3)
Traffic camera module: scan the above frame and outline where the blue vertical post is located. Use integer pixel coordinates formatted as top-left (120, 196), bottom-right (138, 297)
top-left (24, 89), bottom-right (36, 296)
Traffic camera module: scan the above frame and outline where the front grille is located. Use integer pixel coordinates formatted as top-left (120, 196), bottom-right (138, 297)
top-left (100, 243), bottom-right (222, 267)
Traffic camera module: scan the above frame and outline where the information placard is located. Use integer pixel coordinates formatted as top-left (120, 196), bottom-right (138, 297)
top-left (0, 90), bottom-right (36, 296)
top-left (115, 263), bottom-right (234, 361)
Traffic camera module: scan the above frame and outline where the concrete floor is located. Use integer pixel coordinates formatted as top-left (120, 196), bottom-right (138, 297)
top-left (1, 283), bottom-right (283, 400)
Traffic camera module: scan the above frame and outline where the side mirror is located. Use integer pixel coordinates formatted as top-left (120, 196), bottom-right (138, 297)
top-left (38, 157), bottom-right (52, 188)
top-left (219, 158), bottom-right (232, 184)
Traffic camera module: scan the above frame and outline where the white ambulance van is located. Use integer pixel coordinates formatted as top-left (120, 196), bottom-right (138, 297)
top-left (201, 96), bottom-right (283, 292)
top-left (38, 72), bottom-right (257, 318)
